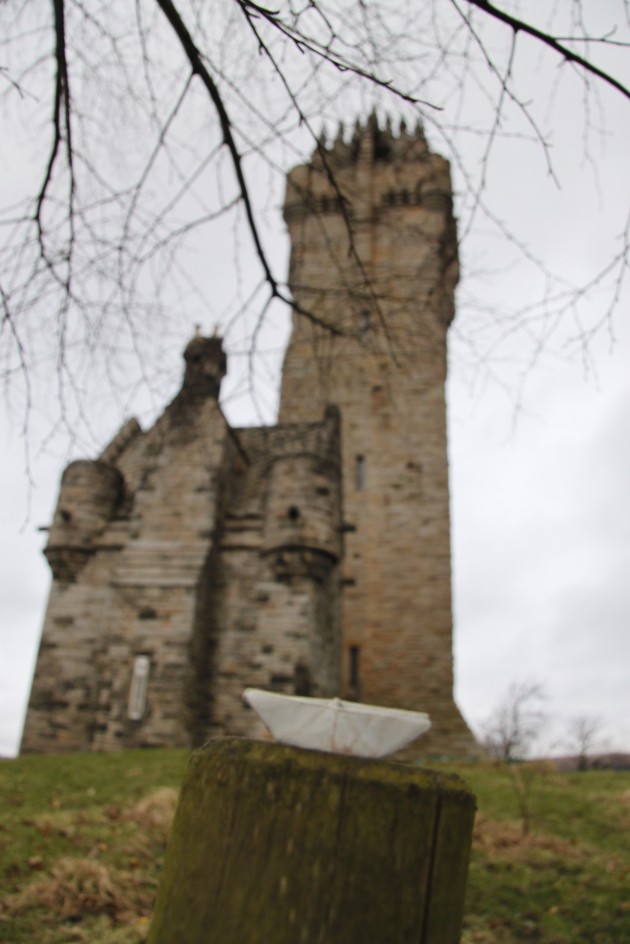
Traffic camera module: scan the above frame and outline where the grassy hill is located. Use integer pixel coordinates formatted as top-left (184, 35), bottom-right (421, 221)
top-left (0, 749), bottom-right (628, 943)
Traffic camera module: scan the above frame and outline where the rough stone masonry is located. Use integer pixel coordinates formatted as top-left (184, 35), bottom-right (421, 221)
top-left (22, 116), bottom-right (477, 757)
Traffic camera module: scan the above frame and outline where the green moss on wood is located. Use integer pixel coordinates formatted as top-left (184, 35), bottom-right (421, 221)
top-left (149, 738), bottom-right (475, 944)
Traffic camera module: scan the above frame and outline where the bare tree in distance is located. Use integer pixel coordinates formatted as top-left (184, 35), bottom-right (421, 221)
top-left (1, 1), bottom-right (629, 454)
top-left (567, 714), bottom-right (604, 770)
top-left (481, 680), bottom-right (548, 761)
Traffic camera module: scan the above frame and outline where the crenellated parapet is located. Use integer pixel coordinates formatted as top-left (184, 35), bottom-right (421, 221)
top-left (319, 112), bottom-right (429, 167)
top-left (281, 112), bottom-right (459, 343)
top-left (284, 112), bottom-right (454, 227)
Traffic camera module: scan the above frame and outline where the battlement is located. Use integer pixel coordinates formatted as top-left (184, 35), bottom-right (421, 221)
top-left (284, 113), bottom-right (453, 227)
top-left (315, 112), bottom-right (430, 167)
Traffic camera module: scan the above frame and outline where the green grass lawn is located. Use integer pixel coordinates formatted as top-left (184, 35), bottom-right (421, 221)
top-left (0, 749), bottom-right (627, 943)
top-left (451, 762), bottom-right (630, 943)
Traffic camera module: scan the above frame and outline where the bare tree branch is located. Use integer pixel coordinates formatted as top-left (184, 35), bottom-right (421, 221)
top-left (153, 0), bottom-right (280, 295)
top-left (0, 0), bottom-right (628, 454)
top-left (463, 0), bottom-right (630, 102)
top-left (481, 681), bottom-right (548, 760)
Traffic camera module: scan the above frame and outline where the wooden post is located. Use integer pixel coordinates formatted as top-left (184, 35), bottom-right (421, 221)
top-left (148, 738), bottom-right (475, 944)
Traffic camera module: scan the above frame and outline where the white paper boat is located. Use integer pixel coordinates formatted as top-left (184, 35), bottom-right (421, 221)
top-left (243, 689), bottom-right (431, 758)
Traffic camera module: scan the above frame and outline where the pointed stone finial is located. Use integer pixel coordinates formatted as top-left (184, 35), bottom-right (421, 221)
top-left (350, 117), bottom-right (362, 161)
top-left (360, 110), bottom-right (378, 163)
top-left (409, 118), bottom-right (429, 159)
top-left (183, 335), bottom-right (226, 399)
top-left (330, 120), bottom-right (347, 163)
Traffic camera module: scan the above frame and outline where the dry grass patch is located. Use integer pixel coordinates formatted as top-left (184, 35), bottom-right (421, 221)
top-left (0, 787), bottom-right (179, 942)
top-left (124, 788), bottom-right (178, 833)
top-left (2, 751), bottom-right (628, 944)
top-left (473, 813), bottom-right (585, 863)
top-left (2, 857), bottom-right (135, 922)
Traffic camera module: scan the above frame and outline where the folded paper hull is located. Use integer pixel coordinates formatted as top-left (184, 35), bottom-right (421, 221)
top-left (243, 689), bottom-right (431, 758)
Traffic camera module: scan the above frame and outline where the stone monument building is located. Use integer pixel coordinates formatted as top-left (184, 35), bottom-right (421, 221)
top-left (22, 117), bottom-right (476, 756)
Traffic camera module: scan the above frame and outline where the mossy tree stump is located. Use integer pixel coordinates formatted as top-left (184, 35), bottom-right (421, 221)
top-left (149, 738), bottom-right (475, 944)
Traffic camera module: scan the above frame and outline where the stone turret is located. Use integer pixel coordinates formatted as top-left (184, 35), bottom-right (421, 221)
top-left (45, 461), bottom-right (124, 582)
top-left (182, 334), bottom-right (226, 399)
top-left (262, 406), bottom-right (342, 580)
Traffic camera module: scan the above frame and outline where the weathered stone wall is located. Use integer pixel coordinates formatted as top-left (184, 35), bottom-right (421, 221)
top-left (22, 341), bottom-right (343, 753)
top-left (22, 120), bottom-right (476, 758)
top-left (279, 118), bottom-right (476, 754)
top-left (21, 337), bottom-right (235, 752)
top-left (200, 410), bottom-right (343, 741)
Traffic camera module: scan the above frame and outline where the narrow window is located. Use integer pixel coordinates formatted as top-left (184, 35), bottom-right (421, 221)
top-left (349, 646), bottom-right (360, 690)
top-left (358, 309), bottom-right (371, 338)
top-left (128, 655), bottom-right (150, 721)
top-left (355, 455), bottom-right (366, 491)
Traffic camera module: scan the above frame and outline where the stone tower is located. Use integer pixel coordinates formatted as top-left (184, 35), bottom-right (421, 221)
top-left (21, 117), bottom-right (476, 757)
top-left (280, 116), bottom-right (475, 753)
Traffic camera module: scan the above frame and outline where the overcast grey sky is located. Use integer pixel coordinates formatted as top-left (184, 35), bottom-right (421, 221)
top-left (450, 319), bottom-right (630, 753)
top-left (1, 1), bottom-right (629, 757)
